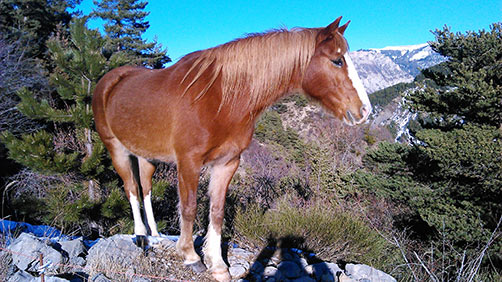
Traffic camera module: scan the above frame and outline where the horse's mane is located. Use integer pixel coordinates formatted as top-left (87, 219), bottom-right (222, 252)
top-left (181, 28), bottom-right (321, 112)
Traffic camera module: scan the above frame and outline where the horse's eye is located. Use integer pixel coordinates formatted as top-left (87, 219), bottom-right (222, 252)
top-left (331, 58), bottom-right (344, 68)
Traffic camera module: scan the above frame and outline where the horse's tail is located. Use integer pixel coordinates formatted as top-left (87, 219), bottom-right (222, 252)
top-left (92, 66), bottom-right (139, 141)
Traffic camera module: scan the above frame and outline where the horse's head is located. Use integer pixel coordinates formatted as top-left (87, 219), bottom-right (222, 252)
top-left (302, 17), bottom-right (371, 126)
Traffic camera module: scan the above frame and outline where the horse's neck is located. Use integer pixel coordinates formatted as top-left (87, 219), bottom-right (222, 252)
top-left (250, 62), bottom-right (306, 115)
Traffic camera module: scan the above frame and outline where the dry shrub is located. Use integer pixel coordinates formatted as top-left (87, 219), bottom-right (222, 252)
top-left (234, 140), bottom-right (307, 209)
top-left (233, 196), bottom-right (399, 270)
top-left (390, 217), bottom-right (502, 281)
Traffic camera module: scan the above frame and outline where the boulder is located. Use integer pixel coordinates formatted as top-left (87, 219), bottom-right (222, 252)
top-left (311, 262), bottom-right (343, 281)
top-left (45, 276), bottom-right (73, 282)
top-left (86, 234), bottom-right (143, 271)
top-left (345, 263), bottom-right (396, 282)
top-left (60, 238), bottom-right (87, 266)
top-left (8, 233), bottom-right (65, 273)
top-left (7, 270), bottom-right (36, 282)
top-left (229, 264), bottom-right (247, 278)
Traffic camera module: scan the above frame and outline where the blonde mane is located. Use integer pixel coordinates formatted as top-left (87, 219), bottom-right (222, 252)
top-left (181, 28), bottom-right (320, 112)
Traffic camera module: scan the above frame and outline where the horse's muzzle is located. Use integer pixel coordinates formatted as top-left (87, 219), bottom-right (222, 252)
top-left (344, 104), bottom-right (372, 126)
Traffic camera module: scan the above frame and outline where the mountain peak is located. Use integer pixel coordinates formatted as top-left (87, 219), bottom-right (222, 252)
top-left (350, 43), bottom-right (445, 93)
top-left (371, 43), bottom-right (428, 52)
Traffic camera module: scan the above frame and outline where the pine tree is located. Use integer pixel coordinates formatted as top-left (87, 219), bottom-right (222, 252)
top-left (0, 0), bottom-right (80, 58)
top-left (1, 18), bottom-right (130, 231)
top-left (408, 24), bottom-right (502, 128)
top-left (352, 23), bottom-right (502, 257)
top-left (92, 0), bottom-right (170, 68)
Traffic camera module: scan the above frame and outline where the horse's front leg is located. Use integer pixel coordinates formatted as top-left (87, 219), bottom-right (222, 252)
top-left (176, 157), bottom-right (205, 272)
top-left (204, 157), bottom-right (240, 282)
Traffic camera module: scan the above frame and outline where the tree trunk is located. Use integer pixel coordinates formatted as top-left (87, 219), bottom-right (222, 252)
top-left (84, 127), bottom-right (98, 201)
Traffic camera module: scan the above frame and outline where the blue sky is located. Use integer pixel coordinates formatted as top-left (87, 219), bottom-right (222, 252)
top-left (78, 0), bottom-right (501, 64)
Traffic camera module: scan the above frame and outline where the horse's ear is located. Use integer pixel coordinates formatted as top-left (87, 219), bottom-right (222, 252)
top-left (338, 20), bottom-right (350, 35)
top-left (317, 16), bottom-right (343, 43)
top-left (326, 16), bottom-right (343, 32)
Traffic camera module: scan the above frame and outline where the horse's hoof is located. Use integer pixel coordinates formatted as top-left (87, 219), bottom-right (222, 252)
top-left (186, 261), bottom-right (207, 273)
top-left (135, 235), bottom-right (148, 249)
top-left (211, 269), bottom-right (231, 282)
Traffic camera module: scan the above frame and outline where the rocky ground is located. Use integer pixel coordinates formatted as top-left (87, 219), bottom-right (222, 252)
top-left (2, 233), bottom-right (396, 281)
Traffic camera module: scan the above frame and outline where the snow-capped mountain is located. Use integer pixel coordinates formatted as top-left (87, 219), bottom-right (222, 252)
top-left (350, 44), bottom-right (445, 93)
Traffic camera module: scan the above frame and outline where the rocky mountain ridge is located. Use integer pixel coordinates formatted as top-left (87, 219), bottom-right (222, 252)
top-left (351, 43), bottom-right (445, 94)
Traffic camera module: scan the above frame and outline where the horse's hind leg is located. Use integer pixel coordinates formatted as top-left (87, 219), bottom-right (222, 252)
top-left (204, 157), bottom-right (240, 281)
top-left (138, 157), bottom-right (159, 236)
top-left (107, 140), bottom-right (148, 236)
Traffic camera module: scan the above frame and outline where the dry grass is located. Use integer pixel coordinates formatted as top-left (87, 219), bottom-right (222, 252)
top-left (0, 244), bottom-right (12, 282)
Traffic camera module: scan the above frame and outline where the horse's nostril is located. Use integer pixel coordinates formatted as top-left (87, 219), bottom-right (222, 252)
top-left (360, 104), bottom-right (371, 117)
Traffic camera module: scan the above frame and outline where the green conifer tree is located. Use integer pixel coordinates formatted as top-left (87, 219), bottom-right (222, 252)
top-left (352, 23), bottom-right (502, 258)
top-left (92, 0), bottom-right (170, 68)
top-left (1, 18), bottom-right (130, 231)
top-left (0, 0), bottom-right (80, 58)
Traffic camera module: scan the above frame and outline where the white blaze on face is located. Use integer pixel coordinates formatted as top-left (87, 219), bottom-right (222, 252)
top-left (343, 52), bottom-right (372, 115)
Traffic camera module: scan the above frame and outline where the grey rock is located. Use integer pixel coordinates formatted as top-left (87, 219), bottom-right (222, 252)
top-left (86, 235), bottom-right (143, 271)
top-left (60, 238), bottom-right (87, 267)
top-left (90, 273), bottom-right (112, 282)
top-left (7, 270), bottom-right (36, 282)
top-left (338, 273), bottom-right (356, 282)
top-left (231, 247), bottom-right (254, 259)
top-left (269, 255), bottom-right (281, 266)
top-left (278, 261), bottom-right (302, 278)
top-left (45, 276), bottom-right (71, 282)
top-left (60, 238), bottom-right (86, 258)
top-left (263, 266), bottom-right (279, 277)
top-left (345, 263), bottom-right (396, 282)
top-left (228, 255), bottom-right (250, 269)
top-left (70, 256), bottom-right (86, 267)
top-left (8, 233), bottom-right (65, 273)
top-left (229, 264), bottom-right (247, 278)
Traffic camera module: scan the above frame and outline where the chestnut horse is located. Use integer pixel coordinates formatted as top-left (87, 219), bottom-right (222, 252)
top-left (93, 17), bottom-right (371, 281)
